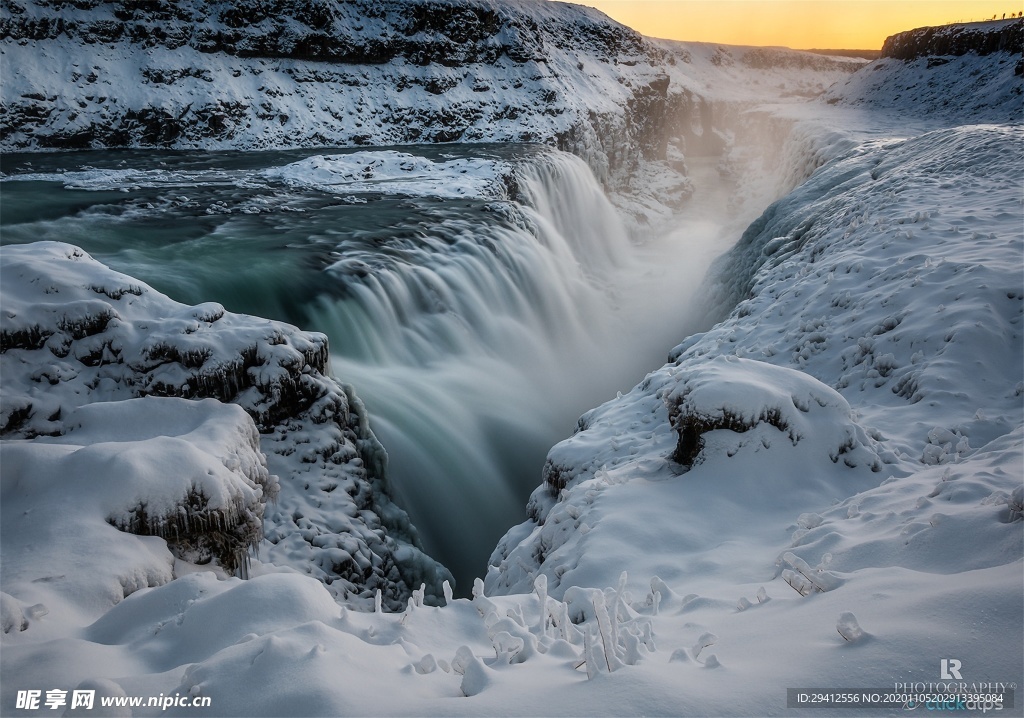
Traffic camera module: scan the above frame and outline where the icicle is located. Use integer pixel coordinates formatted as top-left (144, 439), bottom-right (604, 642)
top-left (621, 627), bottom-right (643, 665)
top-left (592, 591), bottom-right (621, 672)
top-left (583, 626), bottom-right (599, 680)
top-left (613, 571), bottom-right (629, 621)
top-left (534, 574), bottom-right (548, 638)
top-left (507, 603), bottom-right (526, 628)
top-left (556, 601), bottom-right (575, 643)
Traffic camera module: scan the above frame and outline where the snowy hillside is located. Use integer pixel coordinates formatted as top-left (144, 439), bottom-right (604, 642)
top-left (490, 122), bottom-right (1023, 601)
top-left (824, 18), bottom-right (1023, 123)
top-left (1, 9), bottom-right (1022, 718)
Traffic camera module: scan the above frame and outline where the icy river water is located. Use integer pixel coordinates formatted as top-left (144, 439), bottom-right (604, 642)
top-left (0, 145), bottom-right (738, 592)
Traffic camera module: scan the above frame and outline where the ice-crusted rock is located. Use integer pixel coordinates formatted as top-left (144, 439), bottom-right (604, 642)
top-left (0, 242), bottom-right (450, 610)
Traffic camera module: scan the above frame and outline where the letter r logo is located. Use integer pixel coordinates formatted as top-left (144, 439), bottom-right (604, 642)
top-left (941, 658), bottom-right (963, 680)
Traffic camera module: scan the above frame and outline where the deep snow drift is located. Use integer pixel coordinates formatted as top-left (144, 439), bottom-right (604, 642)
top-left (2, 9), bottom-right (1023, 718)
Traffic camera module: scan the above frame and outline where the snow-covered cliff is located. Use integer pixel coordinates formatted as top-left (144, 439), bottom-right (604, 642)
top-left (0, 0), bottom-right (666, 186)
top-left (0, 0), bottom-right (862, 218)
top-left (0, 243), bottom-right (451, 612)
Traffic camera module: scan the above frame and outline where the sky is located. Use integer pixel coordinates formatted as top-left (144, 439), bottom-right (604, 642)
top-left (559, 1), bottom-right (1020, 49)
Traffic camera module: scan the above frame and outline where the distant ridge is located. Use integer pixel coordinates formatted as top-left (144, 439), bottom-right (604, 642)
top-left (802, 48), bottom-right (881, 60)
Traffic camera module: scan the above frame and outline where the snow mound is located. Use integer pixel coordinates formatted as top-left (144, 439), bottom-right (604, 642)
top-left (0, 242), bottom-right (450, 609)
top-left (665, 356), bottom-right (880, 470)
top-left (263, 151), bottom-right (513, 199)
top-left (0, 398), bottom-right (267, 632)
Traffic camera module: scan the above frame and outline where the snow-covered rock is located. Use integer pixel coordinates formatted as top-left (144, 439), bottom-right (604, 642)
top-left (663, 356), bottom-right (881, 469)
top-left (0, 242), bottom-right (450, 610)
top-left (1, 398), bottom-right (269, 631)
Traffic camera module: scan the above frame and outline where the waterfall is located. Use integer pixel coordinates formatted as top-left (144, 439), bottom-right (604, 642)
top-left (1, 146), bottom-right (736, 595)
top-left (305, 150), bottom-right (734, 594)
top-left (302, 152), bottom-right (639, 592)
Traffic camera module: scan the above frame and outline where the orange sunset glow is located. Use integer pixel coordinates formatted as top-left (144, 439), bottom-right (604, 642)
top-left (561, 1), bottom-right (1022, 49)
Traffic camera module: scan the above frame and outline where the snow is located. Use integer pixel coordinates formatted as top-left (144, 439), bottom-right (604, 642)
top-left (1, 398), bottom-right (267, 635)
top-left (263, 151), bottom-right (512, 199)
top-left (2, 9), bottom-right (1023, 718)
top-left (823, 52), bottom-right (1022, 124)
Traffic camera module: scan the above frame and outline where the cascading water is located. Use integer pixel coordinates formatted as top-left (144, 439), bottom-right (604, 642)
top-left (302, 153), bottom-right (640, 589)
top-left (0, 145), bottom-right (739, 594)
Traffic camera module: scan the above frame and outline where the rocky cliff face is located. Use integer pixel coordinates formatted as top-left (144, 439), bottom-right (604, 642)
top-left (880, 17), bottom-right (1023, 60)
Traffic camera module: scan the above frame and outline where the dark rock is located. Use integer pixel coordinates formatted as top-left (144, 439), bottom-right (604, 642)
top-left (881, 18), bottom-right (1024, 60)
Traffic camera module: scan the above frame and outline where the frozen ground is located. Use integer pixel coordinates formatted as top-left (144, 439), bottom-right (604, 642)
top-left (2, 14), bottom-right (1023, 718)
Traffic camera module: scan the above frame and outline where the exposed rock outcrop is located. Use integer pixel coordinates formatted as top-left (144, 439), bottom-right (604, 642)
top-left (880, 18), bottom-right (1024, 60)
